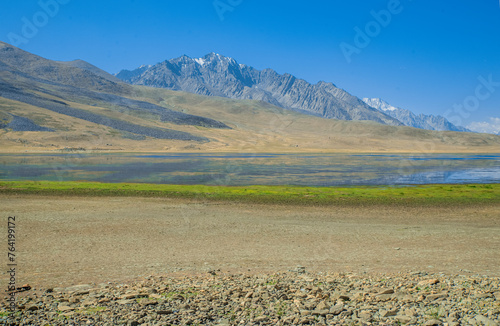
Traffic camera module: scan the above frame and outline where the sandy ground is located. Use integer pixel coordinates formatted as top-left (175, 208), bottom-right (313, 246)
top-left (1, 195), bottom-right (499, 289)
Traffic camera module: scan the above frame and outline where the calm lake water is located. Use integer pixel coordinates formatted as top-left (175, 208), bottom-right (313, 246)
top-left (0, 153), bottom-right (499, 186)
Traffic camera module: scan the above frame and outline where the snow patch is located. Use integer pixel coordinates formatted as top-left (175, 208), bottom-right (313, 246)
top-left (194, 58), bottom-right (206, 66)
top-left (363, 98), bottom-right (398, 112)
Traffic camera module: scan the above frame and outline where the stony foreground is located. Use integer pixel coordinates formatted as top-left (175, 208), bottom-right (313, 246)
top-left (2, 271), bottom-right (500, 326)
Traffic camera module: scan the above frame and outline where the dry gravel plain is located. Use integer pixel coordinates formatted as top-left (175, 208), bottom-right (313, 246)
top-left (1, 195), bottom-right (499, 289)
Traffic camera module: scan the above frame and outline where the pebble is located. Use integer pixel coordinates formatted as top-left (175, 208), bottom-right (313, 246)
top-left (1, 271), bottom-right (499, 325)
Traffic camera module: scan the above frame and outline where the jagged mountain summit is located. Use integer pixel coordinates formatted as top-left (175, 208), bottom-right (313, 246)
top-left (116, 53), bottom-right (403, 126)
top-left (362, 98), bottom-right (470, 132)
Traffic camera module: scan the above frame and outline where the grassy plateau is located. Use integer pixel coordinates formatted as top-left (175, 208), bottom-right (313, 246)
top-left (0, 181), bottom-right (499, 207)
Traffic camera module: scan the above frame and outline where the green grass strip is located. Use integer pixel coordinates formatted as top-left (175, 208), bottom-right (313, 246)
top-left (0, 181), bottom-right (499, 207)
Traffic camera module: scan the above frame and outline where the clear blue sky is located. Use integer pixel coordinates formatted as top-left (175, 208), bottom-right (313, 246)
top-left (1, 0), bottom-right (499, 131)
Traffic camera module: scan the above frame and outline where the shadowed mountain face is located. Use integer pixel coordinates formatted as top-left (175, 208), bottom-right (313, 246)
top-left (116, 53), bottom-right (404, 126)
top-left (0, 42), bottom-right (230, 141)
top-left (363, 98), bottom-right (470, 132)
top-left (0, 113), bottom-right (54, 132)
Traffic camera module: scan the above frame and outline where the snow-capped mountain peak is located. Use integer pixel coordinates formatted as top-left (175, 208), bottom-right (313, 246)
top-left (115, 56), bottom-right (403, 126)
top-left (363, 98), bottom-right (398, 112)
top-left (363, 98), bottom-right (469, 132)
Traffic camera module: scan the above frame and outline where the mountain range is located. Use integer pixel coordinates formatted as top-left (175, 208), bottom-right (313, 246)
top-left (116, 53), bottom-right (403, 127)
top-left (1, 41), bottom-right (499, 153)
top-left (116, 53), bottom-right (466, 132)
top-left (362, 98), bottom-right (469, 132)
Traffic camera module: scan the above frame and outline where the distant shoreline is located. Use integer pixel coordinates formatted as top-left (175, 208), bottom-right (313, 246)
top-left (1, 149), bottom-right (499, 154)
top-left (1, 181), bottom-right (498, 207)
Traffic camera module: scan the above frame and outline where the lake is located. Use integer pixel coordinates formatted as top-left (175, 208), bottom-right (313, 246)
top-left (0, 153), bottom-right (499, 186)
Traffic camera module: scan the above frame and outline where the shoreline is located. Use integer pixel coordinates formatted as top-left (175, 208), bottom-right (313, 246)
top-left (1, 149), bottom-right (500, 154)
top-left (1, 181), bottom-right (499, 207)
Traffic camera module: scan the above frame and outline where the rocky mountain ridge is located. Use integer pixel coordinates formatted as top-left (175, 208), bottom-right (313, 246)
top-left (363, 98), bottom-right (470, 132)
top-left (116, 53), bottom-right (403, 126)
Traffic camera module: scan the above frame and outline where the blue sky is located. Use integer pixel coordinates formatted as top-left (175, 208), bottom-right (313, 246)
top-left (1, 0), bottom-right (499, 132)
